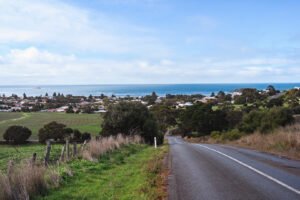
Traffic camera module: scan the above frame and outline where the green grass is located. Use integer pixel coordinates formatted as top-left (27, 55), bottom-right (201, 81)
top-left (0, 112), bottom-right (23, 122)
top-left (0, 143), bottom-right (62, 172)
top-left (0, 112), bottom-right (103, 139)
top-left (37, 144), bottom-right (167, 200)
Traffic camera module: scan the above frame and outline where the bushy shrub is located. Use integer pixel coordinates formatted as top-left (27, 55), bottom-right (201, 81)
top-left (210, 129), bottom-right (242, 141)
top-left (101, 102), bottom-right (162, 145)
top-left (38, 121), bottom-right (67, 143)
top-left (239, 107), bottom-right (294, 134)
top-left (210, 131), bottom-right (222, 140)
top-left (3, 126), bottom-right (32, 144)
top-left (221, 129), bottom-right (242, 141)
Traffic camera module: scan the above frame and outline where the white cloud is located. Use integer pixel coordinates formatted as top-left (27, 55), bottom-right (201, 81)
top-left (1, 46), bottom-right (300, 84)
top-left (0, 0), bottom-right (169, 56)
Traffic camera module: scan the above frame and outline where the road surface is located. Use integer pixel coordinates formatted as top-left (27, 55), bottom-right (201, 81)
top-left (168, 136), bottom-right (300, 200)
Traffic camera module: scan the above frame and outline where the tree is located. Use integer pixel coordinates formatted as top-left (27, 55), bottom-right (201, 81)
top-left (267, 98), bottom-right (283, 108)
top-left (45, 93), bottom-right (48, 97)
top-left (239, 107), bottom-right (294, 134)
top-left (150, 104), bottom-right (178, 132)
top-left (102, 102), bottom-right (163, 145)
top-left (81, 132), bottom-right (91, 141)
top-left (179, 103), bottom-right (228, 136)
top-left (72, 129), bottom-right (82, 142)
top-left (142, 92), bottom-right (158, 105)
top-left (53, 92), bottom-right (57, 97)
top-left (82, 106), bottom-right (93, 114)
top-left (66, 105), bottom-right (74, 113)
top-left (266, 85), bottom-right (277, 96)
top-left (38, 121), bottom-right (67, 143)
top-left (23, 93), bottom-right (27, 99)
top-left (3, 126), bottom-right (31, 144)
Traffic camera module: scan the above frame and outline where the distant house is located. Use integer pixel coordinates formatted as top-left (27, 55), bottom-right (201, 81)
top-left (231, 92), bottom-right (242, 98)
top-left (56, 106), bottom-right (69, 112)
top-left (198, 96), bottom-right (216, 103)
top-left (177, 102), bottom-right (193, 108)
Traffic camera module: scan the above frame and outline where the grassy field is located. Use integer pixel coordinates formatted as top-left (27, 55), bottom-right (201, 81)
top-left (0, 144), bottom-right (63, 172)
top-left (0, 112), bottom-right (103, 139)
top-left (37, 144), bottom-right (168, 200)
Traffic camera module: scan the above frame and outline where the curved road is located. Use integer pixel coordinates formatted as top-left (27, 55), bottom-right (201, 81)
top-left (168, 136), bottom-right (300, 200)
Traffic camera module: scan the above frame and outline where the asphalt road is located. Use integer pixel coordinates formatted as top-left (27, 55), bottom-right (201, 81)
top-left (168, 136), bottom-right (300, 200)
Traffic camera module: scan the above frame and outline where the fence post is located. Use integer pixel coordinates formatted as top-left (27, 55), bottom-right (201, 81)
top-left (73, 142), bottom-right (77, 158)
top-left (66, 138), bottom-right (70, 161)
top-left (44, 140), bottom-right (51, 167)
top-left (7, 160), bottom-right (14, 176)
top-left (81, 140), bottom-right (87, 152)
top-left (31, 152), bottom-right (37, 166)
top-left (60, 144), bottom-right (66, 162)
top-left (154, 137), bottom-right (157, 149)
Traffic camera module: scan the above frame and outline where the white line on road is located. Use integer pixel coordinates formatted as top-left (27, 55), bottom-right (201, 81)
top-left (197, 144), bottom-right (300, 195)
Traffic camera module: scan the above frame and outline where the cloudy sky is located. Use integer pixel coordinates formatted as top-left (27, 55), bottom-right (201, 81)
top-left (0, 0), bottom-right (300, 85)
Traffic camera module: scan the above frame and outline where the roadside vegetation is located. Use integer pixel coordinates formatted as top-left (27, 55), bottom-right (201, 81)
top-left (0, 135), bottom-right (150, 200)
top-left (38, 143), bottom-right (168, 200)
top-left (0, 101), bottom-right (169, 200)
top-left (232, 124), bottom-right (300, 159)
top-left (166, 86), bottom-right (300, 159)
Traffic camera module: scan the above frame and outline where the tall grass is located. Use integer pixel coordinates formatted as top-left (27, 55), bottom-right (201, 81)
top-left (235, 124), bottom-right (300, 159)
top-left (0, 162), bottom-right (60, 200)
top-left (82, 134), bottom-right (142, 161)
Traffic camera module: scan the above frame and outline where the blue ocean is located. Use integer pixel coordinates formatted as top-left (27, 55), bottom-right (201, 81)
top-left (0, 83), bottom-right (300, 97)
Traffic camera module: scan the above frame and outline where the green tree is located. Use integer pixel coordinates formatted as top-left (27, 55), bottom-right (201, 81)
top-left (179, 103), bottom-right (228, 136)
top-left (3, 126), bottom-right (32, 144)
top-left (266, 85), bottom-right (277, 96)
top-left (102, 102), bottom-right (163, 145)
top-left (38, 121), bottom-right (67, 143)
top-left (66, 105), bottom-right (74, 113)
top-left (150, 105), bottom-right (178, 132)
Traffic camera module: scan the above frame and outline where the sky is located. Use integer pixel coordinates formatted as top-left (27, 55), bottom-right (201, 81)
top-left (0, 0), bottom-right (300, 85)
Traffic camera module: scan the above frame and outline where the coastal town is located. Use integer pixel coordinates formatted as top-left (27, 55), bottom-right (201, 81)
top-left (1, 85), bottom-right (299, 114)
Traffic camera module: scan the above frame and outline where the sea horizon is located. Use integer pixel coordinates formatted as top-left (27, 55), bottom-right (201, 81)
top-left (1, 83), bottom-right (300, 97)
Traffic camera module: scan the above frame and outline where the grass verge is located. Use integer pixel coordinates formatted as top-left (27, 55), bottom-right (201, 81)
top-left (37, 143), bottom-right (168, 200)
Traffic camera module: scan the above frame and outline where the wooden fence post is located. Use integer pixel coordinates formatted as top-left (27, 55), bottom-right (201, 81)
top-left (44, 140), bottom-right (51, 167)
top-left (7, 160), bottom-right (14, 176)
top-left (73, 142), bottom-right (77, 158)
top-left (66, 138), bottom-right (70, 161)
top-left (60, 144), bottom-right (66, 162)
top-left (80, 140), bottom-right (87, 152)
top-left (31, 153), bottom-right (37, 166)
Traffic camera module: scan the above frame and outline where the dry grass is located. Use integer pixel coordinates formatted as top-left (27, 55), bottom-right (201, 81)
top-left (82, 134), bottom-right (142, 161)
top-left (0, 161), bottom-right (60, 200)
top-left (233, 124), bottom-right (300, 159)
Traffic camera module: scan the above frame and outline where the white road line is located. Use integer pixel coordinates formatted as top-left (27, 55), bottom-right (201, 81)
top-left (197, 144), bottom-right (300, 195)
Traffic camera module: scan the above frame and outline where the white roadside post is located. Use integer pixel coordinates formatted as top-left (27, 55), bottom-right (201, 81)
top-left (154, 137), bottom-right (157, 149)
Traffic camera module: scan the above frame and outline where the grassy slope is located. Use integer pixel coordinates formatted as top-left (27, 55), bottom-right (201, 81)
top-left (38, 144), bottom-right (168, 200)
top-left (0, 144), bottom-right (62, 172)
top-left (0, 112), bottom-right (103, 139)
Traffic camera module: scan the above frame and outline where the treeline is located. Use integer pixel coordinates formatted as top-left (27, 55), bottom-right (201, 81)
top-left (177, 103), bottom-right (294, 140)
top-left (3, 122), bottom-right (91, 144)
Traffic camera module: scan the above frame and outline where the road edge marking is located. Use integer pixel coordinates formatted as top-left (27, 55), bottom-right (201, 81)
top-left (197, 144), bottom-right (300, 195)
